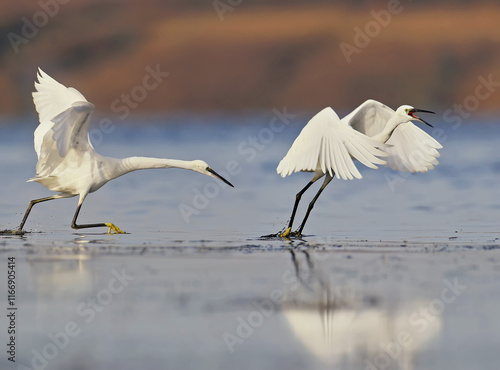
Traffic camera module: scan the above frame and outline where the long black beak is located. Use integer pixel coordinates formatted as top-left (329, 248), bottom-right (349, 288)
top-left (409, 108), bottom-right (435, 128)
top-left (207, 168), bottom-right (234, 187)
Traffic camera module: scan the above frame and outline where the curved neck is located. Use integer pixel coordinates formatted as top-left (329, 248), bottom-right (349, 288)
top-left (112, 156), bottom-right (196, 179)
top-left (371, 115), bottom-right (407, 143)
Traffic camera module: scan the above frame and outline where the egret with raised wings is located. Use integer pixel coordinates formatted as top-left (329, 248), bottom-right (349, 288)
top-left (276, 99), bottom-right (441, 237)
top-left (18, 69), bottom-right (233, 234)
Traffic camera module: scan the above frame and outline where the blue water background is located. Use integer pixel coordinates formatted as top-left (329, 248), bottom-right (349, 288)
top-left (1, 113), bottom-right (500, 370)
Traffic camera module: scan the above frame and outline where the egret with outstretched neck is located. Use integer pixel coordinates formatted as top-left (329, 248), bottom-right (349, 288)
top-left (18, 69), bottom-right (233, 234)
top-left (276, 99), bottom-right (441, 237)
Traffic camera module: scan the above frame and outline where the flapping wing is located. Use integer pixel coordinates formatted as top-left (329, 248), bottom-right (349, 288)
top-left (32, 68), bottom-right (89, 159)
top-left (32, 68), bottom-right (95, 177)
top-left (342, 99), bottom-right (394, 137)
top-left (35, 102), bottom-right (95, 177)
top-left (343, 99), bottom-right (443, 173)
top-left (277, 107), bottom-right (388, 180)
top-left (384, 122), bottom-right (443, 173)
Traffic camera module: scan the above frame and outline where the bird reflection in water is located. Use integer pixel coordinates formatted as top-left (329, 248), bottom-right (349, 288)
top-left (282, 250), bottom-right (441, 370)
top-left (27, 251), bottom-right (92, 331)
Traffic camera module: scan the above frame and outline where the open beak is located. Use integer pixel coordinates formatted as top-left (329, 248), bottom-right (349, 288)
top-left (409, 108), bottom-right (435, 128)
top-left (207, 168), bottom-right (234, 187)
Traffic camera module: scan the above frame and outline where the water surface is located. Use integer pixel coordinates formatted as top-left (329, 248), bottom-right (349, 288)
top-left (1, 116), bottom-right (500, 369)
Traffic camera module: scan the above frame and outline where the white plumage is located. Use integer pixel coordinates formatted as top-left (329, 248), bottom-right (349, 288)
top-left (32, 69), bottom-right (89, 159)
top-left (345, 99), bottom-right (442, 173)
top-left (18, 68), bottom-right (233, 233)
top-left (276, 99), bottom-right (442, 237)
top-left (277, 107), bottom-right (388, 180)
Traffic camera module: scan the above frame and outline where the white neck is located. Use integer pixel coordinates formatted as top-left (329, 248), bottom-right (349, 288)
top-left (371, 114), bottom-right (408, 143)
top-left (111, 156), bottom-right (198, 179)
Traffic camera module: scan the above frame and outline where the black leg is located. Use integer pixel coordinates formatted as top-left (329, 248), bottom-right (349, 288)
top-left (296, 175), bottom-right (333, 235)
top-left (19, 195), bottom-right (59, 231)
top-left (71, 203), bottom-right (124, 233)
top-left (287, 181), bottom-right (315, 230)
top-left (278, 180), bottom-right (316, 237)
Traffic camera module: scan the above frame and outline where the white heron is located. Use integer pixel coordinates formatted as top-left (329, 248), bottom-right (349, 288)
top-left (276, 99), bottom-right (442, 237)
top-left (18, 68), bottom-right (233, 234)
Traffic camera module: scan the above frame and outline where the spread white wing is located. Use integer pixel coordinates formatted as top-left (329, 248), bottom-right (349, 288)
top-left (343, 99), bottom-right (443, 173)
top-left (277, 107), bottom-right (388, 180)
top-left (384, 122), bottom-right (442, 173)
top-left (342, 99), bottom-right (394, 137)
top-left (31, 68), bottom-right (95, 178)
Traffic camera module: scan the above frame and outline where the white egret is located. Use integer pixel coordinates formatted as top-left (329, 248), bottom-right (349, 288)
top-left (18, 68), bottom-right (233, 234)
top-left (276, 99), bottom-right (442, 237)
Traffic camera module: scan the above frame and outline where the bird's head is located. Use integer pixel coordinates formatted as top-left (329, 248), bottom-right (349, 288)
top-left (191, 160), bottom-right (234, 187)
top-left (396, 105), bottom-right (435, 127)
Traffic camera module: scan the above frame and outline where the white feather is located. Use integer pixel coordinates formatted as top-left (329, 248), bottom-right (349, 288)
top-left (384, 122), bottom-right (442, 173)
top-left (277, 107), bottom-right (388, 180)
top-left (343, 99), bottom-right (442, 173)
top-left (32, 68), bottom-right (88, 159)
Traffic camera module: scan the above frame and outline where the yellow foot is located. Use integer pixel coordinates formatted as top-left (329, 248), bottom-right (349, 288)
top-left (0, 229), bottom-right (26, 236)
top-left (280, 227), bottom-right (292, 238)
top-left (105, 223), bottom-right (125, 234)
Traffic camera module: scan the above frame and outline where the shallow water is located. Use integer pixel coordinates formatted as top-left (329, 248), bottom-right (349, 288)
top-left (1, 115), bottom-right (500, 369)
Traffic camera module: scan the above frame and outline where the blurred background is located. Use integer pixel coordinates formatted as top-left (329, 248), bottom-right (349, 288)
top-left (2, 4), bottom-right (500, 369)
top-left (0, 0), bottom-right (499, 119)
